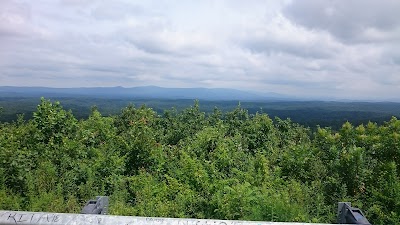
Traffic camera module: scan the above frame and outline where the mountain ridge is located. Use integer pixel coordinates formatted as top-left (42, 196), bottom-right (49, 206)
top-left (0, 86), bottom-right (292, 101)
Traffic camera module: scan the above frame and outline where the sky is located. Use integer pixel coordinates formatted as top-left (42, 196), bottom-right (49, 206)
top-left (0, 0), bottom-right (400, 100)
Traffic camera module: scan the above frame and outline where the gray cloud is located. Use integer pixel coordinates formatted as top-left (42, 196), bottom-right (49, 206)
top-left (0, 0), bottom-right (399, 100)
top-left (283, 0), bottom-right (400, 43)
top-left (0, 0), bottom-right (32, 38)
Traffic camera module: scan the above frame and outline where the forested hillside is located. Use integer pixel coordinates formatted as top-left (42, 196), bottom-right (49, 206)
top-left (2, 97), bottom-right (400, 129)
top-left (1, 98), bottom-right (400, 224)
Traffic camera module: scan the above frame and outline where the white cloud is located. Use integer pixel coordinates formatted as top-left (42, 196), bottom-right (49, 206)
top-left (0, 0), bottom-right (399, 100)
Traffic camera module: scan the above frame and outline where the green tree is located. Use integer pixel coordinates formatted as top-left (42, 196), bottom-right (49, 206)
top-left (33, 97), bottom-right (77, 145)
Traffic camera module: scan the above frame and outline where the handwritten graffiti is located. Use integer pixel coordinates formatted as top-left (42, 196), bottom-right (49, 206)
top-left (0, 212), bottom-right (102, 225)
top-left (2, 212), bottom-right (60, 224)
top-left (0, 211), bottom-right (254, 225)
top-left (178, 219), bottom-right (243, 225)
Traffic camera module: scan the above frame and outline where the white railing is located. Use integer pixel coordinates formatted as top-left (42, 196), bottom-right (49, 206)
top-left (0, 211), bottom-right (342, 225)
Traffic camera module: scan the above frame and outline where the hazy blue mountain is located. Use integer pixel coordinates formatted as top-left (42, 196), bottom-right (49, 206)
top-left (0, 86), bottom-right (293, 101)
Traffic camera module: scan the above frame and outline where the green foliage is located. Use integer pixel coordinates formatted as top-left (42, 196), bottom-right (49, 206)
top-left (33, 97), bottom-right (78, 144)
top-left (0, 98), bottom-right (400, 224)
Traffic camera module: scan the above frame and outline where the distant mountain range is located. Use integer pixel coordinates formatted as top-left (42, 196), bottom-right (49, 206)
top-left (0, 86), bottom-right (293, 101)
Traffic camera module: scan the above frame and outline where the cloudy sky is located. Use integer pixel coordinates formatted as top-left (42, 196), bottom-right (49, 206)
top-left (1, 0), bottom-right (399, 100)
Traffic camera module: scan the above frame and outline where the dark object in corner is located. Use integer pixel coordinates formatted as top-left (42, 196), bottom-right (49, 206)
top-left (337, 202), bottom-right (370, 224)
top-left (81, 196), bottom-right (109, 215)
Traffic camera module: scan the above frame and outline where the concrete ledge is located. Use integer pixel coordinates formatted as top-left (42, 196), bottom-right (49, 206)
top-left (0, 211), bottom-right (340, 225)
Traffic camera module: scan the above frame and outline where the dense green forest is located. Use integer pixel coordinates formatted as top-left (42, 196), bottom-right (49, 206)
top-left (1, 98), bottom-right (400, 224)
top-left (2, 97), bottom-right (400, 130)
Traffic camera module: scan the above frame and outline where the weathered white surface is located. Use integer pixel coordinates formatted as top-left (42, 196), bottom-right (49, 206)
top-left (0, 211), bottom-right (341, 225)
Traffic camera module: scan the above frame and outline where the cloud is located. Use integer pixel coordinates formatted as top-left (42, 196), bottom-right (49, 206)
top-left (0, 0), bottom-right (32, 37)
top-left (0, 0), bottom-right (399, 100)
top-left (283, 0), bottom-right (400, 43)
top-left (237, 15), bottom-right (341, 59)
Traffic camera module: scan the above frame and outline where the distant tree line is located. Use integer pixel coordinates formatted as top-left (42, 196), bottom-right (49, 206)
top-left (1, 98), bottom-right (400, 224)
top-left (1, 97), bottom-right (399, 130)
